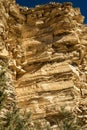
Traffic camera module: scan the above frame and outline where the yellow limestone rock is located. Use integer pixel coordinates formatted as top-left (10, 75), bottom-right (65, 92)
top-left (0, 0), bottom-right (87, 128)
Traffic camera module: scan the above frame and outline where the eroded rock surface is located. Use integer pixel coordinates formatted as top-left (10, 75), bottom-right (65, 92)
top-left (0, 0), bottom-right (87, 128)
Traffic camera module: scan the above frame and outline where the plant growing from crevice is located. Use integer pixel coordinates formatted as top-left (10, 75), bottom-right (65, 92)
top-left (3, 108), bottom-right (32, 130)
top-left (58, 108), bottom-right (80, 130)
top-left (45, 107), bottom-right (82, 130)
top-left (57, 107), bottom-right (82, 130)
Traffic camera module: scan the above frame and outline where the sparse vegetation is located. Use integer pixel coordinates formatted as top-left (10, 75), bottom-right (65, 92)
top-left (0, 66), bottom-right (83, 130)
top-left (45, 107), bottom-right (82, 130)
top-left (0, 102), bottom-right (82, 130)
top-left (57, 107), bottom-right (81, 130)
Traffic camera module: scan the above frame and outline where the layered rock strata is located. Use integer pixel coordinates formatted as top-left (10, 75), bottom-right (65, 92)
top-left (0, 0), bottom-right (87, 128)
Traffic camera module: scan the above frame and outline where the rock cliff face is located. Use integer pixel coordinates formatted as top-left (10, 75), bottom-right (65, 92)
top-left (0, 0), bottom-right (87, 128)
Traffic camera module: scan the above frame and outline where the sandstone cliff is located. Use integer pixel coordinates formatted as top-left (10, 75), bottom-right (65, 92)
top-left (0, 0), bottom-right (87, 129)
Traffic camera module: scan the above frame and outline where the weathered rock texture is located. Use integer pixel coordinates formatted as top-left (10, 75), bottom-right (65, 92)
top-left (0, 0), bottom-right (16, 123)
top-left (0, 0), bottom-right (87, 128)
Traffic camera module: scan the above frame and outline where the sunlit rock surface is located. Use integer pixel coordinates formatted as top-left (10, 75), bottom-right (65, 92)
top-left (0, 0), bottom-right (87, 128)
